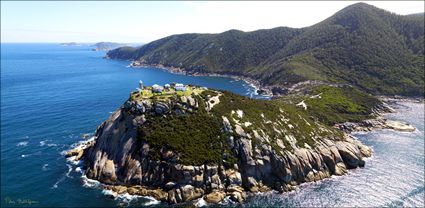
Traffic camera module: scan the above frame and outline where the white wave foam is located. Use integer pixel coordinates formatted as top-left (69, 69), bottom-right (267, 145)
top-left (65, 164), bottom-right (73, 178)
top-left (75, 166), bottom-right (83, 173)
top-left (70, 136), bottom-right (96, 149)
top-left (40, 140), bottom-right (58, 147)
top-left (60, 150), bottom-right (68, 156)
top-left (141, 196), bottom-right (160, 206)
top-left (66, 156), bottom-right (81, 165)
top-left (102, 189), bottom-right (118, 198)
top-left (220, 196), bottom-right (236, 205)
top-left (89, 179), bottom-right (160, 206)
top-left (81, 175), bottom-right (101, 188)
top-left (117, 193), bottom-right (137, 203)
top-left (17, 141), bottom-right (28, 147)
top-left (194, 197), bottom-right (207, 207)
top-left (79, 172), bottom-right (163, 207)
top-left (52, 164), bottom-right (73, 189)
top-left (42, 164), bottom-right (49, 171)
top-left (63, 136), bottom-right (96, 165)
top-left (112, 192), bottom-right (159, 206)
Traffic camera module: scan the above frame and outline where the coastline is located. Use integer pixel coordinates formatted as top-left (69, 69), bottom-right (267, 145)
top-left (128, 61), bottom-right (274, 97)
top-left (65, 59), bottom-right (421, 206)
top-left (335, 99), bottom-right (419, 134)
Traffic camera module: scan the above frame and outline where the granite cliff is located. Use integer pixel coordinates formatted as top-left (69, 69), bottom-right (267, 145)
top-left (68, 85), bottom-right (383, 205)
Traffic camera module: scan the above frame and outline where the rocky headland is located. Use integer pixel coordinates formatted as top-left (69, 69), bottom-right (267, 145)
top-left (92, 42), bottom-right (127, 51)
top-left (65, 84), bottom-right (401, 206)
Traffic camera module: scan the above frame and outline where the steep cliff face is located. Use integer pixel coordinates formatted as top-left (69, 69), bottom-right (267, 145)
top-left (81, 87), bottom-right (372, 204)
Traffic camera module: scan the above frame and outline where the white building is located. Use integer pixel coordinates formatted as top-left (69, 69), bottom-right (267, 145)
top-left (175, 83), bottom-right (186, 91)
top-left (152, 84), bottom-right (164, 93)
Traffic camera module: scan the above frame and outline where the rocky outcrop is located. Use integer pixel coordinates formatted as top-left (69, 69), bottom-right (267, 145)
top-left (335, 117), bottom-right (415, 133)
top-left (76, 90), bottom-right (374, 205)
top-left (334, 101), bottom-right (416, 133)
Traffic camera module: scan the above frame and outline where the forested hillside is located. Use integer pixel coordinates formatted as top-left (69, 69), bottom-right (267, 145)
top-left (107, 3), bottom-right (424, 96)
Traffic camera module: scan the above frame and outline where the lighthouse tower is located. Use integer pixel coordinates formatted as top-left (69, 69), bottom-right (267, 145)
top-left (138, 80), bottom-right (144, 90)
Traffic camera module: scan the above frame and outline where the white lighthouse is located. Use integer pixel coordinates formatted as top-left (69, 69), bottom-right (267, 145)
top-left (138, 80), bottom-right (144, 90)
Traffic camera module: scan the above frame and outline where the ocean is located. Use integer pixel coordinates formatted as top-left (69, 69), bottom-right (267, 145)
top-left (1, 43), bottom-right (423, 207)
top-left (244, 101), bottom-right (424, 207)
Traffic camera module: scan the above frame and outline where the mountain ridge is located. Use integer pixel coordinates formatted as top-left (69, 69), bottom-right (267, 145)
top-left (107, 3), bottom-right (424, 96)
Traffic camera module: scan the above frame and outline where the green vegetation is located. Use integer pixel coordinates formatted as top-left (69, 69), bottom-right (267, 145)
top-left (130, 86), bottom-right (204, 101)
top-left (206, 91), bottom-right (338, 152)
top-left (285, 85), bottom-right (382, 125)
top-left (106, 46), bottom-right (139, 59)
top-left (140, 110), bottom-right (227, 165)
top-left (108, 3), bottom-right (424, 96)
top-left (135, 85), bottom-right (379, 166)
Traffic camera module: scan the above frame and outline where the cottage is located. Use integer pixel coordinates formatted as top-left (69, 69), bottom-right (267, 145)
top-left (175, 83), bottom-right (186, 91)
top-left (152, 84), bottom-right (164, 93)
top-left (164, 84), bottom-right (171, 89)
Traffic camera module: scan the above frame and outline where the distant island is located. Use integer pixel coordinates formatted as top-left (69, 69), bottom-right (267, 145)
top-left (91, 42), bottom-right (128, 51)
top-left (60, 42), bottom-right (81, 46)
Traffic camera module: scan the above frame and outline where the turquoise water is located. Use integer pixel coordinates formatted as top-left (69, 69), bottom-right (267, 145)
top-left (1, 44), bottom-right (423, 207)
top-left (0, 44), bottom-right (265, 207)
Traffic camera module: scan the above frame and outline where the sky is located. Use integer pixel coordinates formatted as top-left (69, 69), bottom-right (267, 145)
top-left (1, 1), bottom-right (424, 43)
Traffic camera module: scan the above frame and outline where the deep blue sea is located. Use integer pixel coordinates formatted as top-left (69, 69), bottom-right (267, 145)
top-left (1, 43), bottom-right (424, 207)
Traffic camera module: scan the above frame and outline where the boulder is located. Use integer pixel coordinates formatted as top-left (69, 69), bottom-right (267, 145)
top-left (229, 191), bottom-right (244, 203)
top-left (154, 102), bottom-right (170, 115)
top-left (127, 187), bottom-right (139, 195)
top-left (100, 159), bottom-right (117, 183)
top-left (187, 96), bottom-right (197, 107)
top-left (192, 174), bottom-right (204, 187)
top-left (385, 120), bottom-right (416, 132)
top-left (143, 188), bottom-right (168, 201)
top-left (235, 124), bottom-right (246, 137)
top-left (225, 169), bottom-right (242, 186)
top-left (164, 182), bottom-right (177, 191)
top-left (337, 143), bottom-right (362, 169)
top-left (180, 185), bottom-right (203, 201)
top-left (167, 189), bottom-right (179, 204)
top-left (108, 185), bottom-right (127, 194)
top-left (204, 191), bottom-right (226, 204)
top-left (65, 148), bottom-right (81, 158)
top-left (226, 184), bottom-right (244, 193)
top-left (335, 162), bottom-right (347, 175)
